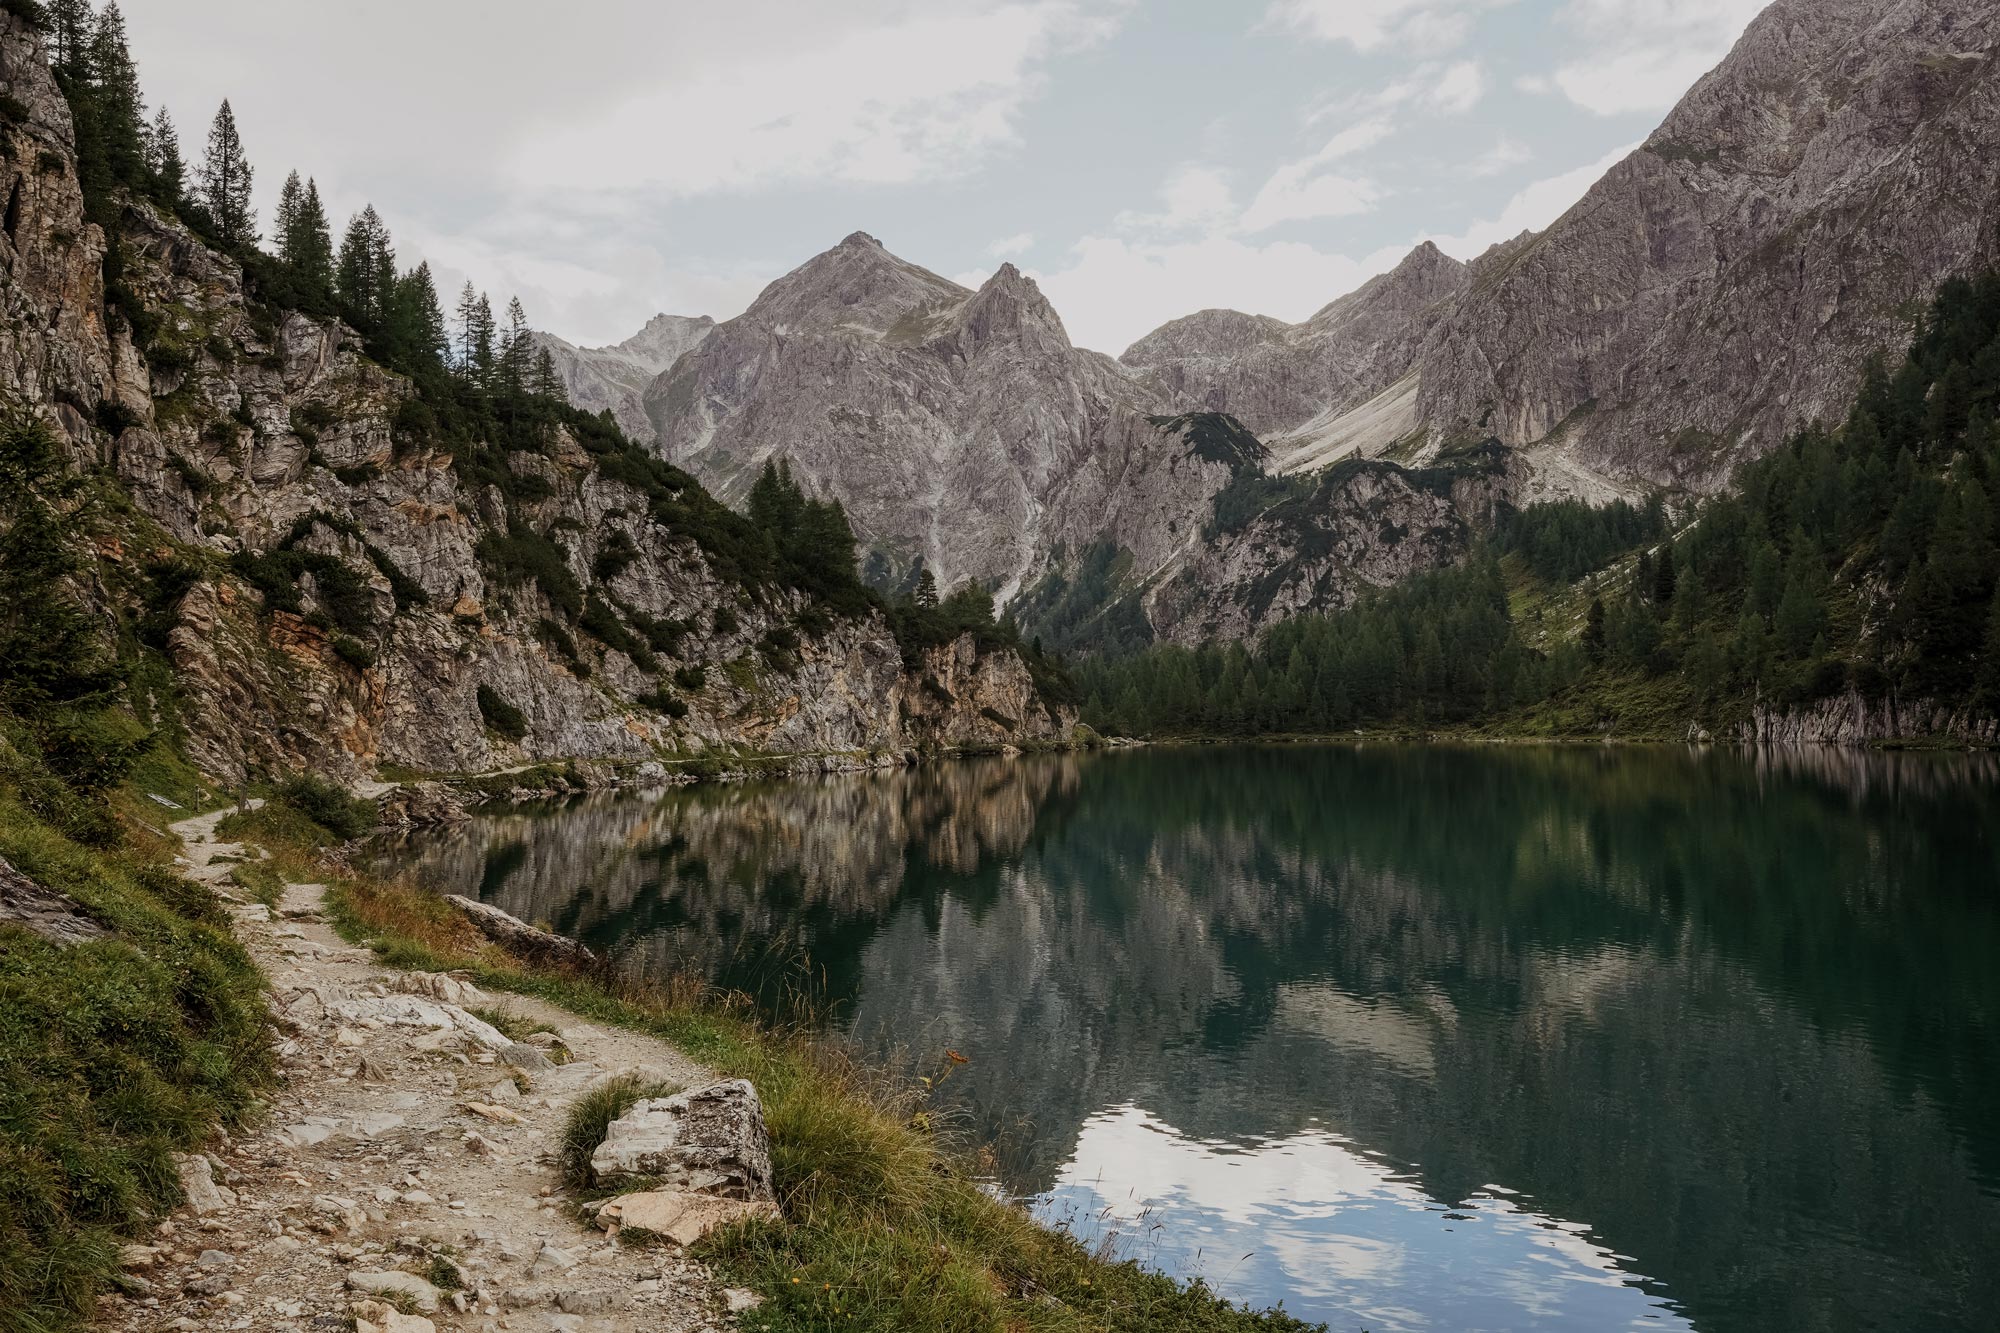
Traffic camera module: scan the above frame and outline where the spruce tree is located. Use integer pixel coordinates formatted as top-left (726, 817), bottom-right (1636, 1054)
top-left (146, 106), bottom-right (184, 201)
top-left (291, 178), bottom-right (334, 305)
top-left (454, 281), bottom-right (482, 376)
top-left (274, 170), bottom-right (303, 260)
top-left (198, 98), bottom-right (255, 245)
top-left (468, 292), bottom-right (496, 386)
top-left (46, 0), bottom-right (93, 82)
top-left (382, 262), bottom-right (447, 367)
top-left (534, 346), bottom-right (564, 402)
top-left (1583, 596), bottom-right (1607, 665)
top-left (334, 206), bottom-right (393, 328)
top-left (498, 296), bottom-right (530, 396)
top-left (87, 4), bottom-right (147, 190)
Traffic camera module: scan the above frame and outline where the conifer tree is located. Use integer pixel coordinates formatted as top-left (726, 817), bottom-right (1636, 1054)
top-left (274, 170), bottom-right (303, 257)
top-left (914, 568), bottom-right (939, 610)
top-left (198, 98), bottom-right (255, 245)
top-left (87, 4), bottom-right (146, 189)
top-left (498, 296), bottom-right (530, 396)
top-left (382, 262), bottom-right (447, 367)
top-left (534, 346), bottom-right (564, 402)
top-left (469, 292), bottom-right (496, 386)
top-left (454, 281), bottom-right (481, 375)
top-left (46, 0), bottom-right (93, 82)
top-left (290, 177), bottom-right (334, 304)
top-left (146, 106), bottom-right (184, 201)
top-left (335, 205), bottom-right (393, 327)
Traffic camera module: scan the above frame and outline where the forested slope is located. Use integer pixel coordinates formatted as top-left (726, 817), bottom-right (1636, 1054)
top-left (1080, 273), bottom-right (2000, 746)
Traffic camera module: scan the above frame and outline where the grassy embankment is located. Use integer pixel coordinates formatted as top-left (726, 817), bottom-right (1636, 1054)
top-left (0, 739), bottom-right (271, 1333)
top-left (212, 787), bottom-right (1322, 1333)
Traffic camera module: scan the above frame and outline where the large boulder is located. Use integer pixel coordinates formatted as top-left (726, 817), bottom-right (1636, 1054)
top-left (590, 1079), bottom-right (774, 1200)
top-left (0, 855), bottom-right (110, 947)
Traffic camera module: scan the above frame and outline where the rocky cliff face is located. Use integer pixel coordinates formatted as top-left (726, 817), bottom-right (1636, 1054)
top-left (1146, 447), bottom-right (1518, 645)
top-left (1121, 0), bottom-right (2000, 503)
top-left (0, 14), bottom-right (1072, 787)
top-left (641, 233), bottom-right (1233, 603)
top-left (1415, 0), bottom-right (2000, 491)
top-left (1121, 242), bottom-right (1469, 469)
top-left (533, 313), bottom-right (713, 444)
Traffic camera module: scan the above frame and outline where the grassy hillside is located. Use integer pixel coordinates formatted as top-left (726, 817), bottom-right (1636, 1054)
top-left (0, 411), bottom-right (270, 1332)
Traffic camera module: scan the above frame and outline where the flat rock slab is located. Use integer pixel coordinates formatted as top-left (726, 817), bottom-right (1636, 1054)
top-left (346, 1269), bottom-right (443, 1312)
top-left (597, 1189), bottom-right (780, 1246)
top-left (590, 1078), bottom-right (775, 1200)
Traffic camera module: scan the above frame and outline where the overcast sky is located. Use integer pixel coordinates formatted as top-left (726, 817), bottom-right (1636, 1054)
top-left (120, 0), bottom-right (1769, 355)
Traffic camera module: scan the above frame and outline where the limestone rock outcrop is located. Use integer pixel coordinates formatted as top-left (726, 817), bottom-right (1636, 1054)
top-left (590, 1079), bottom-right (775, 1201)
top-left (642, 233), bottom-right (1226, 603)
top-left (0, 11), bottom-right (1075, 787)
top-left (532, 314), bottom-right (713, 444)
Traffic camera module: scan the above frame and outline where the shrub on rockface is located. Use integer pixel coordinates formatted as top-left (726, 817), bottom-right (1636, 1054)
top-left (477, 684), bottom-right (528, 743)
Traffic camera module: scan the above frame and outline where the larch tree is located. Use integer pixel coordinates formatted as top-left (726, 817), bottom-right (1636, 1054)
top-left (198, 99), bottom-right (255, 246)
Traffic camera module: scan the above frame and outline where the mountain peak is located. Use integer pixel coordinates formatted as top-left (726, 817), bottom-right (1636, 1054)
top-left (745, 233), bottom-right (969, 335)
top-left (959, 262), bottom-right (1068, 350)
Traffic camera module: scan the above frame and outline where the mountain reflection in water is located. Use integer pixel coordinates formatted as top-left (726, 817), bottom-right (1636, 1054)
top-left (378, 744), bottom-right (2000, 1332)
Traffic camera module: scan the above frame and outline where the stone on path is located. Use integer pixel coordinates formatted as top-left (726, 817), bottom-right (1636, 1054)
top-left (590, 1079), bottom-right (775, 1199)
top-left (352, 1298), bottom-right (437, 1333)
top-left (596, 1189), bottom-right (780, 1246)
top-left (345, 1269), bottom-right (443, 1312)
top-left (174, 1153), bottom-right (236, 1215)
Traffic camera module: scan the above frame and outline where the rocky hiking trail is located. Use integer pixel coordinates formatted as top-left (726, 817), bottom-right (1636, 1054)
top-left (108, 804), bottom-right (767, 1333)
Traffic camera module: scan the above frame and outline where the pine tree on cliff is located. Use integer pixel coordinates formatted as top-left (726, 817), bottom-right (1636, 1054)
top-left (290, 178), bottom-right (334, 305)
top-left (382, 262), bottom-right (447, 367)
top-left (455, 285), bottom-right (495, 388)
top-left (46, 0), bottom-right (93, 82)
top-left (335, 205), bottom-right (394, 328)
top-left (914, 568), bottom-right (939, 610)
top-left (275, 171), bottom-right (302, 251)
top-left (533, 346), bottom-right (564, 403)
top-left (498, 296), bottom-right (530, 397)
top-left (146, 106), bottom-right (183, 201)
top-left (86, 3), bottom-right (146, 190)
top-left (198, 99), bottom-right (255, 246)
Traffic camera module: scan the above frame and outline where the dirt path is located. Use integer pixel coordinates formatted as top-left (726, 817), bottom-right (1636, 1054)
top-left (107, 808), bottom-right (741, 1333)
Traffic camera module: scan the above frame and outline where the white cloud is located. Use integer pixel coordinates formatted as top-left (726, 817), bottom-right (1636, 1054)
top-left (1427, 141), bottom-right (1637, 258)
top-left (1264, 0), bottom-right (1515, 52)
top-left (1550, 0), bottom-right (1769, 114)
top-left (1115, 164), bottom-right (1240, 235)
top-left (988, 231), bottom-right (1037, 257)
top-left (1554, 47), bottom-right (1728, 115)
top-left (515, 2), bottom-right (1120, 193)
top-left (1429, 60), bottom-right (1487, 113)
top-left (1469, 136), bottom-right (1533, 177)
top-left (1514, 73), bottom-right (1554, 94)
top-left (1239, 171), bottom-right (1384, 232)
